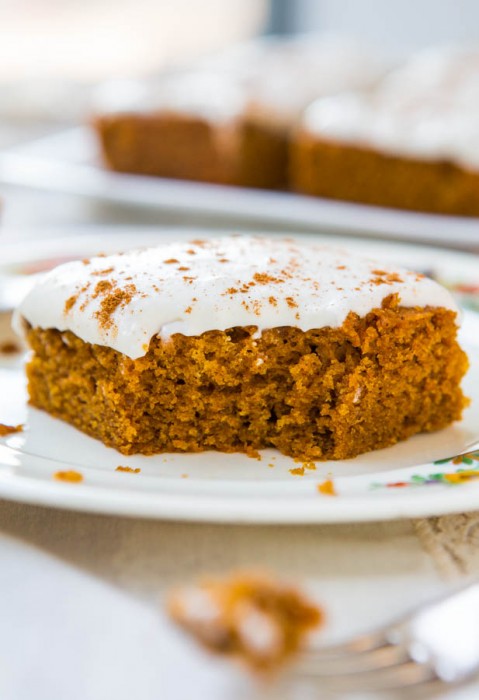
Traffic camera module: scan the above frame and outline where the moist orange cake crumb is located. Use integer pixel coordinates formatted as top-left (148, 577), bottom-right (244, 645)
top-left (318, 479), bottom-right (336, 496)
top-left (0, 423), bottom-right (23, 437)
top-left (54, 470), bottom-right (84, 483)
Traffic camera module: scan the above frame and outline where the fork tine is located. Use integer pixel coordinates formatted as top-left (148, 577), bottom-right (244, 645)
top-left (291, 582), bottom-right (479, 694)
top-left (303, 629), bottom-right (390, 659)
top-left (297, 642), bottom-right (410, 676)
top-left (301, 660), bottom-right (437, 694)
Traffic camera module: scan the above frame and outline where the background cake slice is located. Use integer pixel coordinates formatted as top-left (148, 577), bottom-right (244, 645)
top-left (15, 236), bottom-right (468, 461)
top-left (291, 48), bottom-right (479, 215)
top-left (92, 37), bottom-right (382, 190)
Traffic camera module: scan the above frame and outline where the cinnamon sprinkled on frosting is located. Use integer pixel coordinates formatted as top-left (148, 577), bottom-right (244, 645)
top-left (94, 284), bottom-right (138, 330)
top-left (92, 280), bottom-right (114, 297)
top-left (91, 266), bottom-right (115, 277)
top-left (15, 235), bottom-right (459, 360)
top-left (370, 271), bottom-right (404, 286)
top-left (64, 295), bottom-right (77, 314)
top-left (253, 272), bottom-right (284, 285)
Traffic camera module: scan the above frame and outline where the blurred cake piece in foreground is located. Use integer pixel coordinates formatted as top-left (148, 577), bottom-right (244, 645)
top-left (167, 571), bottom-right (323, 672)
top-left (291, 47), bottom-right (479, 215)
top-left (92, 36), bottom-right (383, 189)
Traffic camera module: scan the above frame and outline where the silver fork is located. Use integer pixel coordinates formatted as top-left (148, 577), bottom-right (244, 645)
top-left (294, 582), bottom-right (479, 695)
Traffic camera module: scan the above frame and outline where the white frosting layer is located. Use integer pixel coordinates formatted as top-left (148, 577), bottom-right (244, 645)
top-left (302, 47), bottom-right (479, 169)
top-left (94, 36), bottom-right (384, 128)
top-left (208, 36), bottom-right (384, 128)
top-left (93, 71), bottom-right (248, 124)
top-left (16, 236), bottom-right (458, 360)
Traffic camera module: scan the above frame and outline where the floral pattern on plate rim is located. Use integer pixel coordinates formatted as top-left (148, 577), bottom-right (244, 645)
top-left (370, 451), bottom-right (479, 490)
top-left (439, 279), bottom-right (479, 313)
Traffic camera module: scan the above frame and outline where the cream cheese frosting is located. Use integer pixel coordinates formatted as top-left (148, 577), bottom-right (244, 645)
top-left (15, 236), bottom-right (458, 360)
top-left (211, 36), bottom-right (384, 129)
top-left (301, 47), bottom-right (479, 169)
top-left (94, 36), bottom-right (384, 129)
top-left (93, 71), bottom-right (249, 124)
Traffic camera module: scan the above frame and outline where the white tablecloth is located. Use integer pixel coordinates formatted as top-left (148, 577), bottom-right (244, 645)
top-left (0, 500), bottom-right (478, 700)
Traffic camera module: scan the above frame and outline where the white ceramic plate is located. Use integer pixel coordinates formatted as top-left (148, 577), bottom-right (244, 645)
top-left (1, 229), bottom-right (479, 523)
top-left (2, 128), bottom-right (479, 247)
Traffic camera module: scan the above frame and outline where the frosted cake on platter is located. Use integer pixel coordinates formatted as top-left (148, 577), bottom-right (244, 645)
top-left (15, 236), bottom-right (468, 459)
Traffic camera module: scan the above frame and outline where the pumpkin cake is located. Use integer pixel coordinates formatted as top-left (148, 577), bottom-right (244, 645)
top-left (15, 236), bottom-right (468, 460)
top-left (291, 48), bottom-right (479, 215)
top-left (93, 37), bottom-right (382, 190)
top-left (167, 571), bottom-right (322, 672)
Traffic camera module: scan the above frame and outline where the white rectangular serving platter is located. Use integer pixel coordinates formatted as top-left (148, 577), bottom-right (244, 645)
top-left (1, 127), bottom-right (479, 248)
